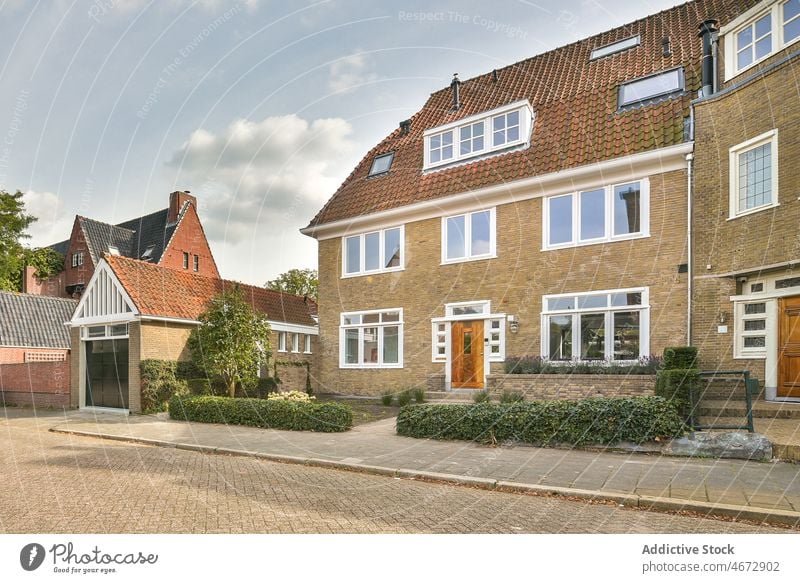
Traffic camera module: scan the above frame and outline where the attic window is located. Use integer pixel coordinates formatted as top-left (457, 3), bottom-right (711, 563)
top-left (590, 35), bottom-right (640, 60)
top-left (618, 67), bottom-right (684, 109)
top-left (141, 245), bottom-right (155, 260)
top-left (108, 245), bottom-right (120, 256)
top-left (368, 152), bottom-right (394, 176)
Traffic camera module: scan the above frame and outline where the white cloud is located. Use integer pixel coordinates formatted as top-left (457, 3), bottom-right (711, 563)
top-left (22, 190), bottom-right (74, 247)
top-left (167, 113), bottom-right (358, 281)
top-left (328, 52), bottom-right (379, 93)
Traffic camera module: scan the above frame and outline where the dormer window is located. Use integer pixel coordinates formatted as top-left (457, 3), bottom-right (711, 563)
top-left (141, 245), bottom-right (155, 260)
top-left (108, 245), bottom-right (120, 256)
top-left (423, 100), bottom-right (533, 170)
top-left (368, 152), bottom-right (394, 176)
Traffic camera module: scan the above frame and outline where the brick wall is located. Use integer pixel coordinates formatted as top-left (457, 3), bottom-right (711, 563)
top-left (22, 266), bottom-right (69, 298)
top-left (487, 374), bottom-right (655, 400)
top-left (159, 203), bottom-right (220, 279)
top-left (64, 217), bottom-right (93, 294)
top-left (0, 361), bottom-right (70, 407)
top-left (270, 330), bottom-right (319, 392)
top-left (139, 321), bottom-right (194, 361)
top-left (691, 54), bottom-right (800, 380)
top-left (0, 347), bottom-right (68, 364)
top-left (316, 168), bottom-right (689, 396)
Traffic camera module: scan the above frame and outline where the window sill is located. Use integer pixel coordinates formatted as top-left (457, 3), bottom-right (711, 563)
top-left (303, 351), bottom-right (313, 355)
top-left (727, 202), bottom-right (779, 221)
top-left (542, 233), bottom-right (649, 252)
top-left (339, 364), bottom-right (403, 370)
top-left (341, 267), bottom-right (404, 279)
top-left (440, 254), bottom-right (497, 266)
top-left (733, 353), bottom-right (767, 360)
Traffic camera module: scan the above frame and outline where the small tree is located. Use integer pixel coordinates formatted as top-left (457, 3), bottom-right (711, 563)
top-left (188, 286), bottom-right (272, 398)
top-left (265, 268), bottom-right (318, 300)
top-left (0, 190), bottom-right (36, 291)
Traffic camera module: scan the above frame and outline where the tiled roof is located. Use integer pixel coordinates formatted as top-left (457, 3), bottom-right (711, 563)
top-left (106, 255), bottom-right (317, 327)
top-left (0, 292), bottom-right (77, 348)
top-left (50, 207), bottom-right (179, 265)
top-left (307, 0), bottom-right (758, 228)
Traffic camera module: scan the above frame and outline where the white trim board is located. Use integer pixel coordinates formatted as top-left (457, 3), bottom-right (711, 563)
top-left (302, 143), bottom-right (693, 240)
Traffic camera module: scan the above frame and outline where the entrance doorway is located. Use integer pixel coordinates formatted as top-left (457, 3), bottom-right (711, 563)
top-left (451, 320), bottom-right (484, 388)
top-left (85, 339), bottom-right (129, 409)
top-left (778, 296), bottom-right (800, 398)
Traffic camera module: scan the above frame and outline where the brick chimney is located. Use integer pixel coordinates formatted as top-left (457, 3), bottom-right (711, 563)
top-left (168, 191), bottom-right (196, 223)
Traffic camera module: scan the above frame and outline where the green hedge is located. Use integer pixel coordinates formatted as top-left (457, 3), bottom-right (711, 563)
top-left (169, 395), bottom-right (352, 432)
top-left (655, 346), bottom-right (700, 422)
top-left (662, 346), bottom-right (698, 370)
top-left (396, 397), bottom-right (684, 445)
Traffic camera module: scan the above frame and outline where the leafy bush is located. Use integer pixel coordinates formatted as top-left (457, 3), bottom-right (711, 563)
top-left (473, 391), bottom-right (491, 403)
top-left (662, 346), bottom-right (698, 370)
top-left (412, 388), bottom-right (426, 403)
top-left (500, 390), bottom-right (524, 403)
top-left (504, 355), bottom-right (661, 375)
top-left (655, 347), bottom-right (700, 422)
top-left (140, 360), bottom-right (190, 412)
top-left (381, 393), bottom-right (394, 406)
top-left (169, 395), bottom-right (352, 432)
top-left (397, 390), bottom-right (412, 407)
top-left (267, 390), bottom-right (315, 402)
top-left (396, 397), bottom-right (684, 445)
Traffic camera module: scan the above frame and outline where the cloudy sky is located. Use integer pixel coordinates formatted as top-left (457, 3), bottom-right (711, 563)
top-left (0, 0), bottom-right (685, 285)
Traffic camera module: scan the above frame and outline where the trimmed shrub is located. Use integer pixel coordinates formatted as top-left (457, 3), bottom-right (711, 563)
top-left (140, 360), bottom-right (190, 412)
top-left (169, 395), bottom-right (352, 432)
top-left (412, 388), bottom-right (426, 403)
top-left (381, 393), bottom-right (394, 406)
top-left (504, 355), bottom-right (661, 375)
top-left (396, 397), bottom-right (684, 445)
top-left (397, 390), bottom-right (412, 407)
top-left (473, 391), bottom-right (491, 403)
top-left (267, 390), bottom-right (315, 402)
top-left (662, 346), bottom-right (698, 370)
top-left (500, 390), bottom-right (524, 403)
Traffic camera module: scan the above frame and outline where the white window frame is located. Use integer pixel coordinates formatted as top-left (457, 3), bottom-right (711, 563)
top-left (423, 100), bottom-right (534, 170)
top-left (291, 333), bottom-right (300, 353)
top-left (339, 309), bottom-right (403, 369)
top-left (428, 129), bottom-right (455, 165)
top-left (431, 301), bottom-right (505, 363)
top-left (540, 287), bottom-right (650, 362)
top-left (304, 334), bottom-right (312, 354)
top-left (81, 323), bottom-right (129, 340)
top-left (277, 331), bottom-right (287, 353)
top-left (193, 254), bottom-right (199, 272)
top-left (723, 0), bottom-right (800, 80)
top-left (432, 322), bottom-right (447, 362)
top-left (491, 110), bottom-right (521, 148)
top-left (72, 251), bottom-right (84, 267)
top-left (734, 300), bottom-right (769, 359)
top-left (728, 130), bottom-right (779, 219)
top-left (590, 35), bottom-right (641, 60)
top-left (341, 225), bottom-right (404, 277)
top-left (542, 178), bottom-right (650, 250)
top-left (441, 208), bottom-right (497, 264)
top-left (182, 252), bottom-right (189, 269)
top-left (618, 67), bottom-right (684, 109)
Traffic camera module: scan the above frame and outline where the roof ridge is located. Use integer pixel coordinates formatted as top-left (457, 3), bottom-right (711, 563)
top-left (79, 215), bottom-right (137, 234)
top-left (0, 290), bottom-right (77, 303)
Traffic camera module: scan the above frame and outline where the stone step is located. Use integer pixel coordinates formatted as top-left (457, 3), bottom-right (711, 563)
top-left (697, 399), bottom-right (800, 420)
top-left (695, 416), bottom-right (800, 462)
top-left (424, 391), bottom-right (478, 402)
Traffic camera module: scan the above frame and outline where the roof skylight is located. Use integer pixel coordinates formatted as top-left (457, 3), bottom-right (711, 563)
top-left (590, 35), bottom-right (641, 60)
top-left (368, 152), bottom-right (394, 176)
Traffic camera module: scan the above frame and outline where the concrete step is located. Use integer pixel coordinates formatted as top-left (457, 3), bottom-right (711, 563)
top-left (424, 391), bottom-right (478, 402)
top-left (697, 399), bottom-right (800, 420)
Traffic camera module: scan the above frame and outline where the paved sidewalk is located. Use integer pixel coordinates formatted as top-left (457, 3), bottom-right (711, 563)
top-left (49, 410), bottom-right (800, 527)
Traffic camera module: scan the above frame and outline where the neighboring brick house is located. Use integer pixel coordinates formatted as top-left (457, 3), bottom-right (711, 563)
top-left (67, 255), bottom-right (318, 413)
top-left (25, 191), bottom-right (219, 298)
top-left (692, 0), bottom-right (800, 401)
top-left (301, 0), bottom-right (761, 396)
top-left (0, 292), bottom-right (77, 407)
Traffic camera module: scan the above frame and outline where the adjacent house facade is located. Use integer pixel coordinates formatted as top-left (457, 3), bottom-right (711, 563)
top-left (302, 1), bottom-right (759, 395)
top-left (67, 255), bottom-right (318, 413)
top-left (0, 292), bottom-right (77, 407)
top-left (692, 0), bottom-right (800, 401)
top-left (25, 191), bottom-right (219, 298)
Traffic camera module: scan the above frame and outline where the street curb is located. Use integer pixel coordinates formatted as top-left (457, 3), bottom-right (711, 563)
top-left (49, 427), bottom-right (800, 528)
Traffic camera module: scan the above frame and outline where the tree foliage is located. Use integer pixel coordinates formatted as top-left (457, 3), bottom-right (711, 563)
top-left (265, 268), bottom-right (318, 300)
top-left (188, 286), bottom-right (272, 398)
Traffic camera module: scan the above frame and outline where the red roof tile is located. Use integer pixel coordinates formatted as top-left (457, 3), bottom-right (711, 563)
top-left (307, 0), bottom-right (757, 229)
top-left (106, 255), bottom-right (317, 327)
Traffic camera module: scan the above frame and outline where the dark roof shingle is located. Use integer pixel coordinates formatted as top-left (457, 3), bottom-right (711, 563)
top-left (0, 292), bottom-right (77, 349)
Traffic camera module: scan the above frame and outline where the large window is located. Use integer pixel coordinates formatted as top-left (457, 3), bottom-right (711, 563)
top-left (340, 309), bottom-right (403, 368)
top-left (424, 100), bottom-right (533, 169)
top-left (543, 180), bottom-right (648, 249)
top-left (725, 1), bottom-right (800, 79)
top-left (729, 130), bottom-right (778, 218)
top-left (542, 288), bottom-right (648, 361)
top-left (618, 68), bottom-right (684, 108)
top-left (442, 208), bottom-right (496, 263)
top-left (343, 226), bottom-right (404, 276)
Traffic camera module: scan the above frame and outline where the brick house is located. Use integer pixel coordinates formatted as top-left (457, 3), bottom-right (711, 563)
top-left (67, 255), bottom-right (318, 413)
top-left (26, 191), bottom-right (219, 298)
top-left (302, 2), bottom-right (761, 395)
top-left (692, 0), bottom-right (800, 401)
top-left (0, 292), bottom-right (77, 407)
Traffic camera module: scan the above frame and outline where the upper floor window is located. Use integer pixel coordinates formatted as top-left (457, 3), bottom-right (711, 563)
top-left (193, 254), bottom-right (199, 272)
top-left (72, 251), bottom-right (84, 267)
top-left (343, 226), bottom-right (403, 277)
top-left (724, 1), bottom-right (800, 79)
top-left (368, 152), bottom-right (394, 176)
top-left (543, 179), bottom-right (649, 250)
top-left (423, 100), bottom-right (533, 170)
top-left (618, 68), bottom-right (684, 109)
top-left (590, 35), bottom-right (640, 60)
top-left (442, 208), bottom-right (496, 264)
top-left (729, 130), bottom-right (778, 218)
top-left (182, 252), bottom-right (189, 269)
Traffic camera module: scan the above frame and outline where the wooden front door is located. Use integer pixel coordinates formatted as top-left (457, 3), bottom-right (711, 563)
top-left (778, 296), bottom-right (800, 398)
top-left (451, 320), bottom-right (484, 389)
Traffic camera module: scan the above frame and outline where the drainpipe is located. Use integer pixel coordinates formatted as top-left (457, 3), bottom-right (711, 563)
top-left (686, 149), bottom-right (694, 346)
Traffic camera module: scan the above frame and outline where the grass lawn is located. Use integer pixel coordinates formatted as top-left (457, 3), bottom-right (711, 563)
top-left (316, 395), bottom-right (399, 426)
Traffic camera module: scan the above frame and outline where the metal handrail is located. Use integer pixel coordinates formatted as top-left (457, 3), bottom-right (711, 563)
top-left (694, 370), bottom-right (756, 433)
